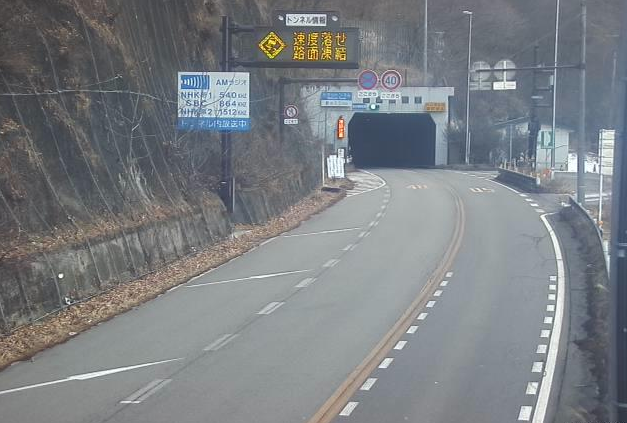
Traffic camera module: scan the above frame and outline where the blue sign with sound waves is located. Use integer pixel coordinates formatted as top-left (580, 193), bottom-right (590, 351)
top-left (177, 72), bottom-right (250, 132)
top-left (180, 74), bottom-right (210, 90)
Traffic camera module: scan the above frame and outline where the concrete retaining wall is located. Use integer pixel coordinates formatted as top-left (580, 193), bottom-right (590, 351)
top-left (496, 168), bottom-right (541, 192)
top-left (0, 201), bottom-right (230, 331)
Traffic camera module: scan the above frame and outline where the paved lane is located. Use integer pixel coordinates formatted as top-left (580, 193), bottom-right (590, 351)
top-left (0, 169), bottom-right (563, 423)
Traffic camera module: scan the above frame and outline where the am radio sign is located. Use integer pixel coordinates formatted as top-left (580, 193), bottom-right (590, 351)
top-left (177, 72), bottom-right (250, 132)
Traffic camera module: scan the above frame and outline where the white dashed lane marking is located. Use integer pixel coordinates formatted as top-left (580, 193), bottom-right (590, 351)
top-left (445, 271), bottom-right (454, 278)
top-left (378, 358), bottom-right (394, 369)
top-left (295, 278), bottom-right (316, 288)
top-left (323, 259), bottom-right (340, 268)
top-left (547, 304), bottom-right (556, 312)
top-left (120, 379), bottom-right (172, 404)
top-left (526, 382), bottom-right (539, 395)
top-left (406, 325), bottom-right (418, 334)
top-left (440, 280), bottom-right (449, 287)
top-left (544, 316), bottom-right (554, 324)
top-left (536, 344), bottom-right (548, 354)
top-left (532, 362), bottom-right (544, 373)
top-left (203, 334), bottom-right (239, 351)
top-left (339, 402), bottom-right (359, 416)
top-left (433, 290), bottom-right (443, 297)
top-left (360, 378), bottom-right (377, 391)
top-left (540, 329), bottom-right (551, 338)
top-left (257, 302), bottom-right (284, 315)
top-left (426, 301), bottom-right (436, 308)
top-left (417, 313), bottom-right (428, 321)
top-left (393, 341), bottom-right (407, 350)
top-left (518, 406), bottom-right (533, 421)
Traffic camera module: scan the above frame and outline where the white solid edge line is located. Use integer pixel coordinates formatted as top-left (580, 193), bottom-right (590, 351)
top-left (282, 228), bottom-right (362, 238)
top-left (186, 269), bottom-right (311, 288)
top-left (489, 178), bottom-right (521, 194)
top-left (533, 213), bottom-right (566, 423)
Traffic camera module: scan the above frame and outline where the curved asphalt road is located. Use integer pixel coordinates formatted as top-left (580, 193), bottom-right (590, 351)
top-left (0, 169), bottom-right (564, 423)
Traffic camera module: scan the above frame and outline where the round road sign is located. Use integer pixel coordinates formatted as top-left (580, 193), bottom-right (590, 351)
top-left (494, 60), bottom-right (516, 81)
top-left (358, 69), bottom-right (379, 90)
top-left (471, 61), bottom-right (492, 82)
top-left (284, 104), bottom-right (298, 119)
top-left (381, 69), bottom-right (403, 91)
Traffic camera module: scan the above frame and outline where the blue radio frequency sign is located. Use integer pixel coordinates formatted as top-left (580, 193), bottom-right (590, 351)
top-left (358, 69), bottom-right (379, 90)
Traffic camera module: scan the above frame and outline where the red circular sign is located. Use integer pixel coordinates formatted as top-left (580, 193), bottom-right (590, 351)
top-left (380, 69), bottom-right (403, 91)
top-left (358, 69), bottom-right (379, 90)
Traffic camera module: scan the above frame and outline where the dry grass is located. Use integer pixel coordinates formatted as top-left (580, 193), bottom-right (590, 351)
top-left (0, 188), bottom-right (343, 370)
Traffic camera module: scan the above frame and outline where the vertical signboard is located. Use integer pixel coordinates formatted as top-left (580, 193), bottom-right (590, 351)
top-left (337, 116), bottom-right (346, 139)
top-left (177, 72), bottom-right (250, 132)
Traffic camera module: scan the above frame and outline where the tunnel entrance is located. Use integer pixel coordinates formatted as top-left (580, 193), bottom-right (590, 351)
top-left (348, 113), bottom-right (437, 167)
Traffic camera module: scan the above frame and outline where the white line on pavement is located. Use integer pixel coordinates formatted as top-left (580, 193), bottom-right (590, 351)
top-left (549, 284), bottom-right (556, 291)
top-left (339, 401), bottom-right (359, 416)
top-left (343, 244), bottom-right (354, 251)
top-left (282, 228), bottom-right (362, 238)
top-left (360, 378), bottom-right (377, 391)
top-left (445, 271), bottom-right (454, 278)
top-left (433, 290), bottom-right (443, 297)
top-left (532, 362), bottom-right (544, 373)
top-left (358, 232), bottom-right (367, 238)
top-left (378, 358), bottom-right (394, 369)
top-left (120, 379), bottom-right (172, 404)
top-left (530, 203), bottom-right (540, 207)
top-left (406, 325), bottom-right (418, 334)
top-left (394, 341), bottom-right (407, 350)
top-left (540, 329), bottom-right (551, 338)
top-left (186, 270), bottom-right (311, 288)
top-left (536, 344), bottom-right (548, 354)
top-left (520, 194), bottom-right (528, 198)
top-left (549, 275), bottom-right (557, 282)
top-left (417, 313), bottom-right (428, 320)
top-left (544, 316), bottom-right (554, 325)
top-left (426, 301), bottom-right (436, 308)
top-left (547, 304), bottom-right (555, 312)
top-left (0, 358), bottom-right (184, 396)
top-left (204, 334), bottom-right (239, 351)
top-left (548, 293), bottom-right (556, 301)
top-left (489, 179), bottom-right (521, 194)
top-left (533, 214), bottom-right (566, 423)
top-left (536, 209), bottom-right (546, 213)
top-left (295, 278), bottom-right (316, 288)
top-left (526, 382), bottom-right (539, 395)
top-left (440, 280), bottom-right (449, 287)
top-left (257, 302), bottom-right (285, 315)
top-left (323, 259), bottom-right (340, 268)
top-left (525, 199), bottom-right (534, 202)
top-left (518, 406), bottom-right (533, 421)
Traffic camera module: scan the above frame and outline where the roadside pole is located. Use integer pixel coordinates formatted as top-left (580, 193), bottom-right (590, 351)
top-left (550, 0), bottom-right (561, 169)
top-left (611, 3), bottom-right (627, 420)
top-left (220, 16), bottom-right (234, 213)
top-left (577, 0), bottom-right (587, 204)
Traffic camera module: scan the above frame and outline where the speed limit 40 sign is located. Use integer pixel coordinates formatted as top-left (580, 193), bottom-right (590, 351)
top-left (381, 69), bottom-right (403, 91)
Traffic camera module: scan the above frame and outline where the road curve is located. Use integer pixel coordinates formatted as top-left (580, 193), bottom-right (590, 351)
top-left (0, 169), bottom-right (563, 423)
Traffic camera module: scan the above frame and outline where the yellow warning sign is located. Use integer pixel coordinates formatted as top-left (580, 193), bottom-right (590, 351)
top-left (258, 31), bottom-right (287, 59)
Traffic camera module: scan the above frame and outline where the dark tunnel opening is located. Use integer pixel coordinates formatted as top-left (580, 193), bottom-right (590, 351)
top-left (348, 113), bottom-right (437, 167)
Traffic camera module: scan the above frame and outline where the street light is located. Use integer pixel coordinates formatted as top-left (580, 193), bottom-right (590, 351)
top-left (463, 10), bottom-right (473, 165)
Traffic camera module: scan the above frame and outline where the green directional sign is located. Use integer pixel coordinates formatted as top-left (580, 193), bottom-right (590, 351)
top-left (540, 131), bottom-right (554, 149)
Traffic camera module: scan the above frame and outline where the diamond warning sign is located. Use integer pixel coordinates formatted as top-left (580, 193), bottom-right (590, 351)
top-left (258, 31), bottom-right (287, 59)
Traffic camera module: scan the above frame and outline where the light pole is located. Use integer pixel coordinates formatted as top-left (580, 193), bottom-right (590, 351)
top-left (423, 0), bottom-right (428, 85)
top-left (464, 10), bottom-right (473, 165)
top-left (550, 0), bottom-right (561, 170)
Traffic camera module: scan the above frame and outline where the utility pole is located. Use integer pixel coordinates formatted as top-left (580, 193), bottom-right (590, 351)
top-left (423, 0), bottom-right (428, 85)
top-left (463, 10), bottom-right (473, 165)
top-left (529, 44), bottom-right (541, 171)
top-left (610, 3), bottom-right (627, 420)
top-left (220, 16), bottom-right (234, 213)
top-left (551, 0), bottom-right (561, 169)
top-left (577, 0), bottom-right (587, 203)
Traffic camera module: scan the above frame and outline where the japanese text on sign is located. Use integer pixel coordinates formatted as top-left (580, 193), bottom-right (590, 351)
top-left (177, 72), bottom-right (250, 132)
top-left (424, 102), bottom-right (447, 113)
top-left (285, 13), bottom-right (328, 27)
top-left (254, 27), bottom-right (359, 69)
